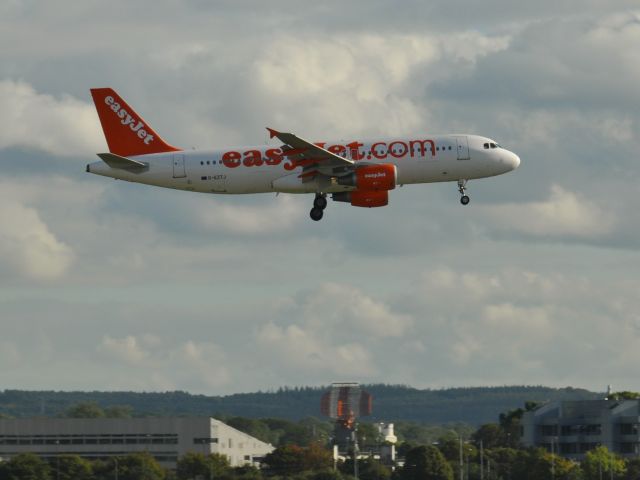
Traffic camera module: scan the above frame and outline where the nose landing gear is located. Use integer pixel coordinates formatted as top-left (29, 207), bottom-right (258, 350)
top-left (458, 179), bottom-right (470, 205)
top-left (310, 193), bottom-right (327, 221)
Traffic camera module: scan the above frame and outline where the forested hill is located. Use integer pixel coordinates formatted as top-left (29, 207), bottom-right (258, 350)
top-left (0, 385), bottom-right (599, 425)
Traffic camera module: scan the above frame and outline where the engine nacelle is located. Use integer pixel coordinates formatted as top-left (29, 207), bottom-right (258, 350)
top-left (333, 190), bottom-right (389, 208)
top-left (336, 164), bottom-right (397, 191)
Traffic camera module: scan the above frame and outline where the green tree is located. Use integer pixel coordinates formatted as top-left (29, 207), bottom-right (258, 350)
top-left (263, 445), bottom-right (306, 476)
top-left (510, 448), bottom-right (579, 480)
top-left (309, 471), bottom-right (348, 480)
top-left (176, 452), bottom-right (230, 480)
top-left (472, 424), bottom-right (504, 449)
top-left (400, 445), bottom-right (453, 480)
top-left (483, 447), bottom-right (518, 480)
top-left (302, 443), bottom-right (333, 471)
top-left (498, 408), bottom-right (524, 448)
top-left (104, 405), bottom-right (133, 418)
top-left (624, 457), bottom-right (640, 480)
top-left (435, 435), bottom-right (461, 462)
top-left (49, 455), bottom-right (93, 480)
top-left (116, 453), bottom-right (165, 480)
top-left (65, 402), bottom-right (105, 418)
top-left (357, 423), bottom-right (380, 447)
top-left (610, 391), bottom-right (640, 401)
top-left (582, 446), bottom-right (626, 480)
top-left (340, 458), bottom-right (391, 480)
top-left (0, 453), bottom-right (51, 480)
top-left (230, 464), bottom-right (263, 480)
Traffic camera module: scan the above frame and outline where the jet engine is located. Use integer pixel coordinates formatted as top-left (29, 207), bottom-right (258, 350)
top-left (332, 190), bottom-right (389, 208)
top-left (336, 164), bottom-right (397, 191)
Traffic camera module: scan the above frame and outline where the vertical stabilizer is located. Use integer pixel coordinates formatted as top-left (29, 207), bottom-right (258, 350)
top-left (90, 88), bottom-right (181, 157)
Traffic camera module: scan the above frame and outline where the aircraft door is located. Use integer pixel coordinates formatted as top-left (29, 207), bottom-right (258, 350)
top-left (172, 154), bottom-right (186, 178)
top-left (456, 136), bottom-right (470, 160)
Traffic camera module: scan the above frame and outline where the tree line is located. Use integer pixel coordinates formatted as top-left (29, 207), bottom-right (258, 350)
top-left (2, 443), bottom-right (639, 480)
top-left (0, 385), bottom-right (598, 424)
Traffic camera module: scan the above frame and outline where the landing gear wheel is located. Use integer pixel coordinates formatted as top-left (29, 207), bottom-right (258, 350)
top-left (457, 179), bottom-right (470, 206)
top-left (314, 196), bottom-right (327, 210)
top-left (310, 207), bottom-right (324, 221)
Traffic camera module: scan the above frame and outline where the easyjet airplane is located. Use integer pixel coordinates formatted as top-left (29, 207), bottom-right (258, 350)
top-left (87, 88), bottom-right (520, 221)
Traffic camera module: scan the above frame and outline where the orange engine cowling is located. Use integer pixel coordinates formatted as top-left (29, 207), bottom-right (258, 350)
top-left (336, 164), bottom-right (397, 191)
top-left (333, 190), bottom-right (389, 208)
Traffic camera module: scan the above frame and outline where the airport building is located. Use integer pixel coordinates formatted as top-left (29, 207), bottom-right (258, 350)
top-left (0, 417), bottom-right (274, 469)
top-left (522, 399), bottom-right (640, 459)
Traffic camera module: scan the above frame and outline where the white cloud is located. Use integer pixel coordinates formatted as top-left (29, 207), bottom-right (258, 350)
top-left (482, 303), bottom-right (551, 333)
top-left (98, 335), bottom-right (230, 391)
top-left (482, 185), bottom-right (616, 238)
top-left (0, 200), bottom-right (74, 280)
top-left (297, 283), bottom-right (413, 338)
top-left (99, 335), bottom-right (147, 365)
top-left (252, 32), bottom-right (509, 137)
top-left (194, 194), bottom-right (304, 235)
top-left (257, 323), bottom-right (376, 378)
top-left (0, 1), bottom-right (639, 394)
top-left (0, 79), bottom-right (104, 156)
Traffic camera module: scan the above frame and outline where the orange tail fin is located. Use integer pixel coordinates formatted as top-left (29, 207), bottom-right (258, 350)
top-left (90, 88), bottom-right (181, 157)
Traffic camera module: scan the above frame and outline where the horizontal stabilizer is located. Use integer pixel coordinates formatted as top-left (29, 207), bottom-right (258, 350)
top-left (97, 152), bottom-right (148, 170)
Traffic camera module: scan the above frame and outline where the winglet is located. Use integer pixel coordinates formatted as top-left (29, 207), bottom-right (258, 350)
top-left (267, 127), bottom-right (279, 139)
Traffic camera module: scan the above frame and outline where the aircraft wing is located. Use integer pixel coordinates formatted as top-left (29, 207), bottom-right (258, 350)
top-left (267, 128), bottom-right (353, 181)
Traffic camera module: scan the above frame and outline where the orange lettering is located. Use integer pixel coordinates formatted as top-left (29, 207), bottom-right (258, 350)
top-left (409, 139), bottom-right (436, 157)
top-left (265, 148), bottom-right (283, 165)
top-left (389, 141), bottom-right (408, 158)
top-left (329, 144), bottom-right (346, 156)
top-left (243, 150), bottom-right (263, 167)
top-left (347, 141), bottom-right (365, 160)
top-left (222, 151), bottom-right (241, 168)
top-left (371, 142), bottom-right (387, 159)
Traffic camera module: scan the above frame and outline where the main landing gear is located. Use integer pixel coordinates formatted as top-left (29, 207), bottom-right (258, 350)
top-left (458, 179), bottom-right (470, 205)
top-left (310, 193), bottom-right (327, 221)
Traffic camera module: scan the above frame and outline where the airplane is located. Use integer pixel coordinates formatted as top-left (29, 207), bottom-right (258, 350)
top-left (87, 88), bottom-right (520, 221)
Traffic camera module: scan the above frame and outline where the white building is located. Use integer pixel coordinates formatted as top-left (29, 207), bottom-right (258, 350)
top-left (522, 399), bottom-right (640, 459)
top-left (0, 417), bottom-right (273, 469)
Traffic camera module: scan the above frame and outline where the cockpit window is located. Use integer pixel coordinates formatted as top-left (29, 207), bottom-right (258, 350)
top-left (490, 143), bottom-right (497, 148)
top-left (483, 143), bottom-right (489, 149)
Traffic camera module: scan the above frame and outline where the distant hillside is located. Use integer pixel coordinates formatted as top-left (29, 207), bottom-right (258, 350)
top-left (0, 385), bottom-right (600, 425)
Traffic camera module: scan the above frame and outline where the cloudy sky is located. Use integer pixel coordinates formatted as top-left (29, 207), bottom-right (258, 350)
top-left (0, 0), bottom-right (639, 395)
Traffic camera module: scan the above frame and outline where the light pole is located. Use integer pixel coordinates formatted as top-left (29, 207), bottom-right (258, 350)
top-left (55, 439), bottom-right (60, 480)
top-left (551, 437), bottom-right (555, 480)
top-left (458, 434), bottom-right (463, 480)
top-left (480, 440), bottom-right (484, 480)
top-left (113, 457), bottom-right (119, 480)
top-left (447, 429), bottom-right (464, 480)
top-left (610, 451), bottom-right (614, 480)
top-left (353, 423), bottom-right (359, 480)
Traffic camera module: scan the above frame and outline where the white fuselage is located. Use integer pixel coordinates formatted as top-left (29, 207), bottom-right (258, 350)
top-left (87, 134), bottom-right (520, 195)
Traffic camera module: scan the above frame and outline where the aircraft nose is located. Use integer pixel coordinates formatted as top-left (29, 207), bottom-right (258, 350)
top-left (507, 151), bottom-right (520, 171)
